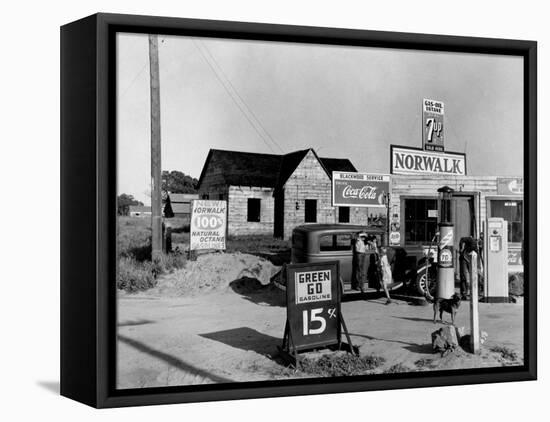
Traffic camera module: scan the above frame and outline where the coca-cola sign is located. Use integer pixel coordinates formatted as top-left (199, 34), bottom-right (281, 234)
top-left (332, 172), bottom-right (391, 207)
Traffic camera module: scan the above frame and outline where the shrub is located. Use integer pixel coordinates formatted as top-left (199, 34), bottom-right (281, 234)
top-left (116, 216), bottom-right (188, 291)
top-left (156, 250), bottom-right (187, 273)
top-left (117, 257), bottom-right (157, 292)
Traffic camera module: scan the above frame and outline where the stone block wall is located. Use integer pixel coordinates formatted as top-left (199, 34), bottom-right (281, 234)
top-left (282, 150), bottom-right (335, 239)
top-left (227, 186), bottom-right (275, 236)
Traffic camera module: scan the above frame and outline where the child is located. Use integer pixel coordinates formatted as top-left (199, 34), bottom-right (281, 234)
top-left (353, 232), bottom-right (368, 293)
top-left (379, 246), bottom-right (393, 305)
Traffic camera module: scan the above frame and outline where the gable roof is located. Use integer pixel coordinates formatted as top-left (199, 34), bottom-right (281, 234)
top-left (197, 148), bottom-right (357, 190)
top-left (276, 149), bottom-right (310, 190)
top-left (320, 157), bottom-right (357, 174)
top-left (198, 149), bottom-right (282, 189)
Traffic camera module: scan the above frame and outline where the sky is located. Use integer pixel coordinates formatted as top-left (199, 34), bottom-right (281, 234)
top-left (117, 33), bottom-right (524, 205)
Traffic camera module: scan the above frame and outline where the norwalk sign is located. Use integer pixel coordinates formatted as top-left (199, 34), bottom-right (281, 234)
top-left (391, 146), bottom-right (466, 176)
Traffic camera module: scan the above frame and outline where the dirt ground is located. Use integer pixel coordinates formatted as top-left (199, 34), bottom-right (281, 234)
top-left (116, 254), bottom-right (524, 389)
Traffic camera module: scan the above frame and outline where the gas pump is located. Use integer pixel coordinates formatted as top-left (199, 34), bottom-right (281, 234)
top-left (436, 186), bottom-right (455, 299)
top-left (485, 217), bottom-right (509, 302)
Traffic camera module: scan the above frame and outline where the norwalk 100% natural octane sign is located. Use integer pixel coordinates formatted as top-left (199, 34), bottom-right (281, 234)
top-left (190, 200), bottom-right (227, 251)
top-left (285, 261), bottom-right (341, 351)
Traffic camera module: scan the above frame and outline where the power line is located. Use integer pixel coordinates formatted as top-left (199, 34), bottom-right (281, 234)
top-left (191, 39), bottom-right (276, 153)
top-left (119, 61), bottom-right (148, 99)
top-left (191, 38), bottom-right (281, 154)
top-left (198, 40), bottom-right (284, 154)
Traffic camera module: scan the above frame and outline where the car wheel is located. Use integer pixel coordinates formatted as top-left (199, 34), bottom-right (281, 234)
top-left (416, 270), bottom-right (435, 296)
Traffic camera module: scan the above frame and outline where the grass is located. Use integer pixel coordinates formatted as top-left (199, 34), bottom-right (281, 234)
top-left (298, 353), bottom-right (385, 377)
top-left (414, 358), bottom-right (435, 369)
top-left (226, 235), bottom-right (290, 253)
top-left (117, 218), bottom-right (291, 291)
top-left (490, 346), bottom-right (519, 361)
top-left (383, 363), bottom-right (412, 374)
top-left (117, 216), bottom-right (187, 292)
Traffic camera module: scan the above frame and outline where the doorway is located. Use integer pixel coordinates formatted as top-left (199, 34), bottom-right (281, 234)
top-left (305, 199), bottom-right (317, 223)
top-left (452, 195), bottom-right (475, 279)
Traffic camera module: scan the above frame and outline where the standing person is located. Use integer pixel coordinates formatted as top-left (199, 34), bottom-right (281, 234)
top-left (353, 232), bottom-right (368, 293)
top-left (367, 237), bottom-right (392, 304)
top-left (459, 236), bottom-right (478, 300)
top-left (379, 246), bottom-right (393, 305)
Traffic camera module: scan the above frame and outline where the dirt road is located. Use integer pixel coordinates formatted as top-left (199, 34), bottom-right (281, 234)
top-left (116, 281), bottom-right (523, 389)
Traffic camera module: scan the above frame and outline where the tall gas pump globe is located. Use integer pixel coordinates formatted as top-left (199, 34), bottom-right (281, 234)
top-left (437, 186), bottom-right (455, 299)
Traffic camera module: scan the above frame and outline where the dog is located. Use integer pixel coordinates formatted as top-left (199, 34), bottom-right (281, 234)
top-left (425, 293), bottom-right (461, 325)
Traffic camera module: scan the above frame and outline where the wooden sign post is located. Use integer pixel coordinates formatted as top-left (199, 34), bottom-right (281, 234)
top-left (470, 251), bottom-right (480, 354)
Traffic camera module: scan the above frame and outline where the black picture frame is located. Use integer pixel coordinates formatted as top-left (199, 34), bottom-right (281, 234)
top-left (60, 12), bottom-right (537, 408)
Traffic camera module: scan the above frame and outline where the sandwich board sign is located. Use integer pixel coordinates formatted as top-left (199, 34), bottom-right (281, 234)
top-left (189, 200), bottom-right (227, 250)
top-left (280, 261), bottom-right (355, 364)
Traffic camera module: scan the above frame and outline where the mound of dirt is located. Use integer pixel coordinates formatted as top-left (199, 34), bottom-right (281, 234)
top-left (152, 252), bottom-right (280, 297)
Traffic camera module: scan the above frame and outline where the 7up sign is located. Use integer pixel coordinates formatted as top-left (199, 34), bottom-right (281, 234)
top-left (423, 99), bottom-right (445, 152)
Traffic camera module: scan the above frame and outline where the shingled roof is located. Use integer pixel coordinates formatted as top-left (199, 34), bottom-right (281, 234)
top-left (197, 148), bottom-right (357, 190)
top-left (320, 157), bottom-right (357, 174)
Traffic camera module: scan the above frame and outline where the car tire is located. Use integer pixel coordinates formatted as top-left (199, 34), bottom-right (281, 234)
top-left (416, 270), bottom-right (436, 296)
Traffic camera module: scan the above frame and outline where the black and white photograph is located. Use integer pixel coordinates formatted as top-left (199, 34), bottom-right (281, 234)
top-left (115, 30), bottom-right (527, 390)
top-left (3, 0), bottom-right (550, 417)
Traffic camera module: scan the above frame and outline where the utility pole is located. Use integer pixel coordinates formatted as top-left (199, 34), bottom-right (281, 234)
top-left (149, 34), bottom-right (162, 261)
top-left (470, 251), bottom-right (480, 354)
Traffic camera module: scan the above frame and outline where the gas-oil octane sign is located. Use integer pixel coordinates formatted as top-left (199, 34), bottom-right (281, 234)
top-left (286, 261), bottom-right (340, 351)
top-left (190, 200), bottom-right (227, 250)
top-left (423, 99), bottom-right (445, 152)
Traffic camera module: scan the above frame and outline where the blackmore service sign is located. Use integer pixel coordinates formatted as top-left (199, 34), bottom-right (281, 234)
top-left (391, 146), bottom-right (466, 176)
top-left (190, 200), bottom-right (227, 250)
top-left (332, 172), bottom-right (390, 207)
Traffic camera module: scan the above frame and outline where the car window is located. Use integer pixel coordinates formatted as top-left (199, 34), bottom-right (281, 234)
top-left (319, 234), bottom-right (353, 252)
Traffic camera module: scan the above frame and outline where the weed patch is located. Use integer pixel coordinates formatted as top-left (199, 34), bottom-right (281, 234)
top-left (299, 353), bottom-right (385, 377)
top-left (117, 217), bottom-right (187, 292)
top-left (384, 363), bottom-right (412, 374)
top-left (414, 358), bottom-right (435, 369)
top-left (490, 346), bottom-right (518, 361)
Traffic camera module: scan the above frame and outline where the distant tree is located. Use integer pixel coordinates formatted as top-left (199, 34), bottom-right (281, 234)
top-left (117, 193), bottom-right (143, 216)
top-left (162, 170), bottom-right (198, 193)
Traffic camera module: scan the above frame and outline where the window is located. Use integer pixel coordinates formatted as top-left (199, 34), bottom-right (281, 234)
top-left (338, 206), bottom-right (350, 223)
top-left (218, 193), bottom-right (225, 200)
top-left (305, 199), bottom-right (317, 223)
top-left (201, 193), bottom-right (209, 199)
top-left (247, 198), bottom-right (261, 222)
top-left (490, 200), bottom-right (523, 243)
top-left (404, 198), bottom-right (438, 243)
top-left (320, 234), bottom-right (353, 251)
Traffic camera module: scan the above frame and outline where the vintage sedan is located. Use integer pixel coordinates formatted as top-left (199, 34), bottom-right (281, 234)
top-left (274, 224), bottom-right (408, 294)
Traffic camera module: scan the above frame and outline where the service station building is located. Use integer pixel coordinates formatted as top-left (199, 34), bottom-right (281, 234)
top-left (196, 99), bottom-right (524, 276)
